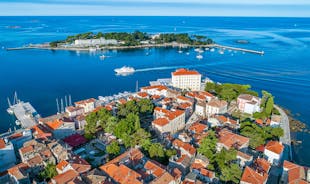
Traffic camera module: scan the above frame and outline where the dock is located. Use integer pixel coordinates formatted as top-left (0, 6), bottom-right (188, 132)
top-left (212, 44), bottom-right (264, 55)
top-left (8, 102), bottom-right (40, 128)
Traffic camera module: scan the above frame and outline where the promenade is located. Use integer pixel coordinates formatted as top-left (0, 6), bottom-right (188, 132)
top-left (275, 105), bottom-right (292, 160)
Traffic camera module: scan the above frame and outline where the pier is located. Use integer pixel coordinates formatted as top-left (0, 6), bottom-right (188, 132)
top-left (211, 44), bottom-right (264, 55)
top-left (7, 93), bottom-right (40, 128)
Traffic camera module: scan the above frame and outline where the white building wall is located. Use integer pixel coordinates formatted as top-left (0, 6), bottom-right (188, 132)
top-left (172, 74), bottom-right (201, 91)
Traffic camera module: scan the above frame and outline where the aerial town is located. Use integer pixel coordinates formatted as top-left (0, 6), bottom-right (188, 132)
top-left (0, 68), bottom-right (309, 184)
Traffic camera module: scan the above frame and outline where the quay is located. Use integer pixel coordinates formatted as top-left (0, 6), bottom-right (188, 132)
top-left (7, 93), bottom-right (40, 128)
top-left (8, 102), bottom-right (39, 128)
top-left (6, 43), bottom-right (264, 55)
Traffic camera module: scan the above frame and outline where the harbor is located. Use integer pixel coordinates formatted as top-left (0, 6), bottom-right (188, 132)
top-left (7, 93), bottom-right (40, 129)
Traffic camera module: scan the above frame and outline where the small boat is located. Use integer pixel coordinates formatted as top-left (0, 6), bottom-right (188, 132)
top-left (99, 55), bottom-right (107, 60)
top-left (178, 50), bottom-right (183, 54)
top-left (219, 50), bottom-right (224, 55)
top-left (15, 120), bottom-right (21, 126)
top-left (205, 48), bottom-right (209, 51)
top-left (114, 66), bottom-right (135, 75)
top-left (210, 48), bottom-right (215, 52)
top-left (7, 108), bottom-right (13, 115)
top-left (186, 52), bottom-right (190, 55)
top-left (196, 55), bottom-right (203, 60)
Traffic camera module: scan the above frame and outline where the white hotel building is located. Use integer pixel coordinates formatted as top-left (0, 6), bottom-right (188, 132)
top-left (171, 68), bottom-right (202, 91)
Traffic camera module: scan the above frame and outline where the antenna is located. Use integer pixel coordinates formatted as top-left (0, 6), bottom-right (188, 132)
top-left (61, 98), bottom-right (64, 113)
top-left (69, 95), bottom-right (72, 106)
top-left (65, 95), bottom-right (68, 107)
top-left (56, 98), bottom-right (60, 113)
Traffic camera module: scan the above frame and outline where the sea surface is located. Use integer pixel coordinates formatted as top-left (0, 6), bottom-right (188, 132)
top-left (0, 16), bottom-right (309, 165)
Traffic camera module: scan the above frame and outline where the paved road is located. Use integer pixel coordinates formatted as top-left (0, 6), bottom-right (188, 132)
top-left (275, 105), bottom-right (292, 160)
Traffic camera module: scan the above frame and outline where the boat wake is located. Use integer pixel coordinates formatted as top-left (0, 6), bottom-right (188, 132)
top-left (135, 64), bottom-right (205, 73)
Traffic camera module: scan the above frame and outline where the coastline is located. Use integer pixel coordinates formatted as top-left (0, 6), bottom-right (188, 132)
top-left (6, 43), bottom-right (265, 55)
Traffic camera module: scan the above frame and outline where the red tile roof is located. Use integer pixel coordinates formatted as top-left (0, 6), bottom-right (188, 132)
top-left (7, 163), bottom-right (30, 180)
top-left (75, 98), bottom-right (96, 105)
top-left (189, 122), bottom-right (207, 134)
top-left (241, 166), bottom-right (268, 184)
top-left (137, 92), bottom-right (148, 98)
top-left (52, 169), bottom-right (79, 184)
top-left (19, 145), bottom-right (34, 154)
top-left (154, 107), bottom-right (184, 121)
top-left (218, 129), bottom-right (249, 149)
top-left (45, 119), bottom-right (63, 130)
top-left (27, 155), bottom-right (43, 167)
top-left (100, 164), bottom-right (142, 184)
top-left (207, 99), bottom-right (227, 108)
top-left (172, 68), bottom-right (200, 76)
top-left (141, 85), bottom-right (168, 91)
top-left (63, 134), bottom-right (87, 148)
top-left (144, 160), bottom-right (165, 177)
top-left (150, 172), bottom-right (174, 184)
top-left (177, 95), bottom-right (191, 102)
top-left (56, 160), bottom-right (69, 172)
top-left (152, 118), bottom-right (169, 127)
top-left (0, 139), bottom-right (5, 149)
top-left (255, 158), bottom-right (271, 173)
top-left (265, 141), bottom-right (284, 155)
top-left (173, 139), bottom-right (196, 155)
top-left (283, 160), bottom-right (307, 184)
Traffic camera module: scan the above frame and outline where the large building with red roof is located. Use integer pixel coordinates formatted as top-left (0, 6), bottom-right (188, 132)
top-left (263, 141), bottom-right (284, 165)
top-left (171, 68), bottom-right (202, 91)
top-left (240, 166), bottom-right (268, 184)
top-left (281, 160), bottom-right (308, 184)
top-left (152, 107), bottom-right (185, 135)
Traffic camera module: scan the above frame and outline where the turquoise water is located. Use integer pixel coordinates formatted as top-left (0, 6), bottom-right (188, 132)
top-left (0, 16), bottom-right (309, 165)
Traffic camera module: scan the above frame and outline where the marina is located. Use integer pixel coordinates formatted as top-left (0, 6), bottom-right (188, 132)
top-left (7, 93), bottom-right (40, 128)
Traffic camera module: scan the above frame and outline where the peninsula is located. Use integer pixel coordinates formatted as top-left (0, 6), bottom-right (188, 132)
top-left (1, 68), bottom-right (305, 184)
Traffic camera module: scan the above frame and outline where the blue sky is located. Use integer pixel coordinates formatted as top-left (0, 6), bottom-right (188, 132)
top-left (1, 0), bottom-right (310, 17)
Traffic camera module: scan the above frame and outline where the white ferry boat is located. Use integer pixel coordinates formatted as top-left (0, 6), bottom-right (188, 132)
top-left (114, 66), bottom-right (135, 75)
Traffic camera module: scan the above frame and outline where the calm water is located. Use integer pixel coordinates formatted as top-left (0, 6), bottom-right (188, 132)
top-left (0, 16), bottom-right (309, 165)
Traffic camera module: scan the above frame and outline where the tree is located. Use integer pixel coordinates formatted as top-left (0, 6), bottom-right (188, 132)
top-left (205, 82), bottom-right (216, 92)
top-left (197, 130), bottom-right (218, 163)
top-left (106, 141), bottom-right (120, 156)
top-left (105, 116), bottom-right (118, 133)
top-left (137, 99), bottom-right (154, 114)
top-left (117, 100), bottom-right (139, 117)
top-left (148, 143), bottom-right (165, 158)
top-left (165, 149), bottom-right (177, 158)
top-left (131, 128), bottom-right (151, 147)
top-left (265, 96), bottom-right (274, 116)
top-left (38, 163), bottom-right (57, 181)
top-left (85, 112), bottom-right (99, 135)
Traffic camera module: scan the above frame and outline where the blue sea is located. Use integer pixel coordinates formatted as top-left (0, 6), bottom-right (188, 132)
top-left (0, 16), bottom-right (309, 165)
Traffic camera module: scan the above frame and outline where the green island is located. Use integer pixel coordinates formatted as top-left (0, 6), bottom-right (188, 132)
top-left (49, 30), bottom-right (214, 48)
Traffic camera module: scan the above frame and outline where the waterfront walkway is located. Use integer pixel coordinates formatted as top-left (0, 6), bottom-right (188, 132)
top-left (275, 105), bottom-right (292, 160)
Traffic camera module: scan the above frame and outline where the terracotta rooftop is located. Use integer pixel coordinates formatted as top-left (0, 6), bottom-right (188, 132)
top-left (152, 117), bottom-right (169, 127)
top-left (137, 92), bottom-right (149, 98)
top-left (283, 160), bottom-right (307, 184)
top-left (207, 99), bottom-right (227, 108)
top-left (241, 166), bottom-right (268, 184)
top-left (173, 139), bottom-right (196, 155)
top-left (141, 85), bottom-right (168, 91)
top-left (154, 107), bottom-right (184, 121)
top-left (27, 155), bottom-right (43, 167)
top-left (255, 158), bottom-right (271, 173)
top-left (75, 98), bottom-right (96, 106)
top-left (177, 95), bottom-right (192, 102)
top-left (56, 160), bottom-right (69, 172)
top-left (45, 119), bottom-right (63, 130)
top-left (144, 160), bottom-right (165, 178)
top-left (189, 122), bottom-right (207, 134)
top-left (7, 163), bottom-right (29, 180)
top-left (150, 172), bottom-right (175, 184)
top-left (100, 164), bottom-right (142, 184)
top-left (218, 129), bottom-right (249, 149)
top-left (172, 68), bottom-right (200, 76)
top-left (19, 145), bottom-right (34, 155)
top-left (52, 169), bottom-right (79, 184)
top-left (237, 151), bottom-right (253, 160)
top-left (265, 141), bottom-right (284, 155)
top-left (0, 139), bottom-right (5, 149)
